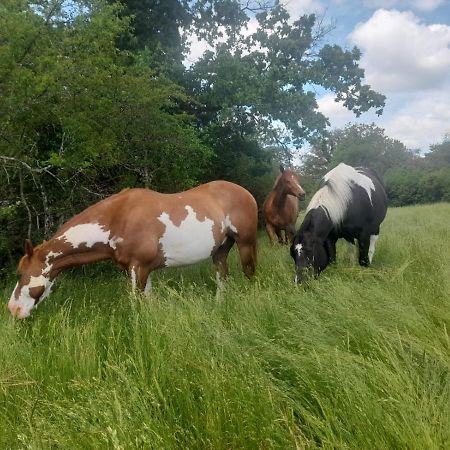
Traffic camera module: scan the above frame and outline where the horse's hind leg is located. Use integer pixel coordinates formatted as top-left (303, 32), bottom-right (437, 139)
top-left (368, 234), bottom-right (379, 264)
top-left (212, 237), bottom-right (235, 280)
top-left (236, 238), bottom-right (257, 278)
top-left (275, 229), bottom-right (284, 244)
top-left (357, 235), bottom-right (371, 267)
top-left (265, 223), bottom-right (277, 245)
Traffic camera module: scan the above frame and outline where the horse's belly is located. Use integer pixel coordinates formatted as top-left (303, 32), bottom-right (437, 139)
top-left (160, 235), bottom-right (217, 267)
top-left (158, 207), bottom-right (219, 267)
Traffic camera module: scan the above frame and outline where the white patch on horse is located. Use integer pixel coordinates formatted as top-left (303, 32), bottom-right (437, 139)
top-left (42, 251), bottom-right (62, 275)
top-left (158, 205), bottom-right (216, 267)
top-left (8, 275), bottom-right (53, 319)
top-left (368, 234), bottom-right (379, 263)
top-left (354, 169), bottom-right (376, 204)
top-left (295, 243), bottom-right (303, 256)
top-left (144, 273), bottom-right (152, 295)
top-left (109, 236), bottom-right (124, 249)
top-left (307, 163), bottom-right (376, 226)
top-left (221, 214), bottom-right (238, 234)
top-left (130, 267), bottom-right (137, 292)
top-left (56, 223), bottom-right (123, 250)
top-left (215, 271), bottom-right (225, 293)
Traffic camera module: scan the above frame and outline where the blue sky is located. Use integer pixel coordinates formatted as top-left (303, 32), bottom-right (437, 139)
top-left (285, 0), bottom-right (450, 151)
top-left (188, 0), bottom-right (450, 152)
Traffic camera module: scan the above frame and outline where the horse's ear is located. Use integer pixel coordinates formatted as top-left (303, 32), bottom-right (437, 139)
top-left (24, 239), bottom-right (34, 257)
top-left (280, 164), bottom-right (285, 173)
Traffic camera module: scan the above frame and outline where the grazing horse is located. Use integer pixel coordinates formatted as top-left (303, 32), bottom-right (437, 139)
top-left (8, 181), bottom-right (257, 319)
top-left (290, 163), bottom-right (387, 283)
top-left (263, 165), bottom-right (306, 244)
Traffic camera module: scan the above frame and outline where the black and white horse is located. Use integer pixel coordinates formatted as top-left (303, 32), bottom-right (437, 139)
top-left (290, 163), bottom-right (387, 283)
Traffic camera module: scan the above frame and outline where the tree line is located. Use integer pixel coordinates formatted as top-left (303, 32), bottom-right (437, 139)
top-left (301, 124), bottom-right (450, 207)
top-left (0, 0), bottom-right (448, 273)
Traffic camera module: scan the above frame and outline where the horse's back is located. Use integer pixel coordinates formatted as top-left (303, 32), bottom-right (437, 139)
top-left (357, 167), bottom-right (388, 224)
top-left (335, 166), bottom-right (387, 235)
top-left (199, 181), bottom-right (258, 237)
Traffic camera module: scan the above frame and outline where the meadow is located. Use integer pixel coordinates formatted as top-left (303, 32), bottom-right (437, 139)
top-left (1, 203), bottom-right (449, 449)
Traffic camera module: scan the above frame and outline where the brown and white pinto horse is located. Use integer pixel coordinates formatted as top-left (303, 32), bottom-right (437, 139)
top-left (263, 165), bottom-right (306, 244)
top-left (8, 181), bottom-right (257, 319)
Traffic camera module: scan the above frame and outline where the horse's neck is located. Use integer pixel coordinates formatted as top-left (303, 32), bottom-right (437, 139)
top-left (42, 240), bottom-right (111, 277)
top-left (272, 184), bottom-right (288, 208)
top-left (308, 208), bottom-right (334, 239)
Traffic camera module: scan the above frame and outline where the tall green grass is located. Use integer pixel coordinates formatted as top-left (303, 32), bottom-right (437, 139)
top-left (1, 203), bottom-right (449, 449)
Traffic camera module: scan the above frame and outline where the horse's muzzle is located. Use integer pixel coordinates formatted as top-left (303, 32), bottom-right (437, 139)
top-left (297, 192), bottom-right (306, 200)
top-left (8, 301), bottom-right (30, 319)
top-left (294, 265), bottom-right (314, 284)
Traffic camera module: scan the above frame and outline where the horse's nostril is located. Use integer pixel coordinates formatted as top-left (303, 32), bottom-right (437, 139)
top-left (8, 303), bottom-right (19, 317)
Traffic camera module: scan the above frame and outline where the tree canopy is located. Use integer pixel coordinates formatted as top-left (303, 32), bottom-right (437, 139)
top-left (3, 0), bottom-right (427, 274)
top-left (301, 124), bottom-right (450, 207)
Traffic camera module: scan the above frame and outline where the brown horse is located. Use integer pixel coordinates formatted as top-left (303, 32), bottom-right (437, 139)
top-left (263, 165), bottom-right (306, 244)
top-left (8, 181), bottom-right (257, 319)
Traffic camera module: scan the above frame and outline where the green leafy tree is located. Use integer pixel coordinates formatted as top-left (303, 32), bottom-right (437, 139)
top-left (300, 137), bottom-right (334, 179)
top-left (424, 135), bottom-right (450, 168)
top-left (187, 6), bottom-right (385, 148)
top-left (180, 4), bottom-right (384, 198)
top-left (0, 0), bottom-right (211, 263)
top-left (329, 123), bottom-right (414, 176)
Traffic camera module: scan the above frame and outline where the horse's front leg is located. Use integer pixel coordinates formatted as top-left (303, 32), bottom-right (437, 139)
top-left (275, 229), bottom-right (284, 244)
top-left (128, 263), bottom-right (152, 295)
top-left (265, 223), bottom-right (278, 245)
top-left (212, 237), bottom-right (235, 294)
top-left (285, 224), bottom-right (296, 244)
top-left (357, 235), bottom-right (371, 267)
top-left (325, 237), bottom-right (337, 264)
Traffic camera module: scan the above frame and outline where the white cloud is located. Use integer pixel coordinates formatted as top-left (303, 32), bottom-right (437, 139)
top-left (363, 0), bottom-right (444, 11)
top-left (317, 94), bottom-right (356, 128)
top-left (383, 93), bottom-right (450, 148)
top-left (282, 0), bottom-right (325, 18)
top-left (350, 9), bottom-right (450, 93)
top-left (317, 92), bottom-right (450, 150)
top-left (184, 34), bottom-right (213, 66)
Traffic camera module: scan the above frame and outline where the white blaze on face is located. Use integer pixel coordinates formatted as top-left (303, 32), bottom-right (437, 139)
top-left (158, 205), bottom-right (216, 267)
top-left (8, 275), bottom-right (54, 319)
top-left (8, 248), bottom-right (63, 318)
top-left (291, 175), bottom-right (303, 193)
top-left (295, 243), bottom-right (303, 256)
top-left (56, 223), bottom-right (123, 249)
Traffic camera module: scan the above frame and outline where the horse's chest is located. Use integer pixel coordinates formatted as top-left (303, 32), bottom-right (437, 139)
top-left (157, 206), bottom-right (218, 267)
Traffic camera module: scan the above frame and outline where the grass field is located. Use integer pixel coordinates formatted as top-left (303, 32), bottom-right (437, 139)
top-left (1, 203), bottom-right (449, 449)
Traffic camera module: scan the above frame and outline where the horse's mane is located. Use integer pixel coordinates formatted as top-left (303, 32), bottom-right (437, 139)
top-left (272, 168), bottom-right (295, 190)
top-left (306, 163), bottom-right (375, 226)
top-left (272, 173), bottom-right (283, 189)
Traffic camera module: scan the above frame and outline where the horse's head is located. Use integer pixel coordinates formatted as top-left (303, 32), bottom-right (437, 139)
top-left (8, 240), bottom-right (57, 319)
top-left (278, 165), bottom-right (306, 200)
top-left (290, 231), bottom-right (329, 283)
